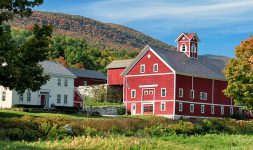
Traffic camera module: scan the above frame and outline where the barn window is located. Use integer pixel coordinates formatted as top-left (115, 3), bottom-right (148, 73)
top-left (161, 102), bottom-right (166, 111)
top-left (140, 64), bottom-right (145, 73)
top-left (191, 44), bottom-right (196, 52)
top-left (179, 88), bottom-right (184, 98)
top-left (200, 92), bottom-right (207, 100)
top-left (57, 78), bottom-right (61, 86)
top-left (149, 91), bottom-right (153, 95)
top-left (131, 89), bottom-right (136, 98)
top-left (64, 79), bottom-right (68, 87)
top-left (190, 104), bottom-right (194, 113)
top-left (181, 44), bottom-right (186, 52)
top-left (153, 63), bottom-right (158, 72)
top-left (221, 106), bottom-right (224, 115)
top-left (64, 95), bottom-right (68, 104)
top-left (144, 105), bottom-right (153, 112)
top-left (57, 94), bottom-right (61, 104)
top-left (27, 90), bottom-right (31, 102)
top-left (161, 88), bottom-right (166, 97)
top-left (230, 107), bottom-right (233, 115)
top-left (190, 90), bottom-right (195, 99)
top-left (211, 105), bottom-right (215, 114)
top-left (2, 91), bottom-right (6, 101)
top-left (179, 102), bottom-right (183, 112)
top-left (19, 94), bottom-right (23, 102)
top-left (144, 91), bottom-right (148, 95)
top-left (201, 105), bottom-right (205, 114)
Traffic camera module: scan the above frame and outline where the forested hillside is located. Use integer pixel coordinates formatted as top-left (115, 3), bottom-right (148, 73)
top-left (11, 11), bottom-right (174, 52)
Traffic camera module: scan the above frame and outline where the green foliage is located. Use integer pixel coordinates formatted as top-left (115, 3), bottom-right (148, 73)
top-left (117, 105), bottom-right (126, 115)
top-left (224, 36), bottom-right (253, 109)
top-left (0, 0), bottom-right (52, 93)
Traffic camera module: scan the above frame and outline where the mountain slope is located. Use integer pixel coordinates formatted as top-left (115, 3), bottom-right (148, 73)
top-left (11, 11), bottom-right (174, 51)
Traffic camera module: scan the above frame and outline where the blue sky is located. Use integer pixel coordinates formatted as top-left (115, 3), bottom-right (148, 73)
top-left (35, 0), bottom-right (253, 57)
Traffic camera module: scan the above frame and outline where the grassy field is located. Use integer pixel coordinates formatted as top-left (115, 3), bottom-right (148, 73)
top-left (0, 134), bottom-right (252, 150)
top-left (0, 109), bottom-right (102, 119)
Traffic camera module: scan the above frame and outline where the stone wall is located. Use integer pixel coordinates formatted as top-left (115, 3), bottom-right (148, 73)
top-left (87, 106), bottom-right (119, 115)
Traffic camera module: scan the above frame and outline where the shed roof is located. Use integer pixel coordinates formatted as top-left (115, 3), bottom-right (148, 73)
top-left (106, 59), bottom-right (134, 69)
top-left (68, 68), bottom-right (107, 80)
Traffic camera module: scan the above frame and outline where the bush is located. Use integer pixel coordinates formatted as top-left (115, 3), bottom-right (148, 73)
top-left (117, 105), bottom-right (126, 115)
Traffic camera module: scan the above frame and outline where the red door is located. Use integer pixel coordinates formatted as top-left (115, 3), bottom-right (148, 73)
top-left (143, 89), bottom-right (154, 100)
top-left (40, 95), bottom-right (46, 106)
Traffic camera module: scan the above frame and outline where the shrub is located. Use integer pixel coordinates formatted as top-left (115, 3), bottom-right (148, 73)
top-left (117, 105), bottom-right (126, 115)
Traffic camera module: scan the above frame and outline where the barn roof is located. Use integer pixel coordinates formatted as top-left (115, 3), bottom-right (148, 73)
top-left (175, 32), bottom-right (200, 42)
top-left (68, 68), bottom-right (107, 80)
top-left (106, 59), bottom-right (134, 69)
top-left (121, 45), bottom-right (229, 81)
top-left (40, 61), bottom-right (76, 78)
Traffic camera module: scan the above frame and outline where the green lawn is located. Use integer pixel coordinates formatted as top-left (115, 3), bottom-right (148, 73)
top-left (0, 109), bottom-right (102, 119)
top-left (0, 134), bottom-right (252, 150)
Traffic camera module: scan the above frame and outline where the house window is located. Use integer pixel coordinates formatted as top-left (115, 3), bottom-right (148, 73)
top-left (200, 92), bottom-right (207, 100)
top-left (161, 88), bottom-right (166, 97)
top-left (84, 81), bottom-right (87, 86)
top-left (181, 43), bottom-right (186, 52)
top-left (153, 63), bottom-right (158, 72)
top-left (230, 107), bottom-right (233, 115)
top-left (2, 91), bottom-right (6, 101)
top-left (179, 88), bottom-right (184, 98)
top-left (179, 102), bottom-right (183, 112)
top-left (131, 89), bottom-right (136, 98)
top-left (27, 91), bottom-right (31, 102)
top-left (161, 102), bottom-right (166, 111)
top-left (64, 79), bottom-right (68, 87)
top-left (239, 108), bottom-right (242, 115)
top-left (140, 64), bottom-right (145, 73)
top-left (190, 90), bottom-right (194, 99)
top-left (57, 79), bottom-right (61, 86)
top-left (221, 106), bottom-right (224, 115)
top-left (201, 105), bottom-right (205, 114)
top-left (64, 95), bottom-right (68, 104)
top-left (211, 105), bottom-right (215, 114)
top-left (19, 94), bottom-right (23, 102)
top-left (190, 104), bottom-right (194, 113)
top-left (57, 94), bottom-right (61, 104)
top-left (144, 105), bottom-right (153, 112)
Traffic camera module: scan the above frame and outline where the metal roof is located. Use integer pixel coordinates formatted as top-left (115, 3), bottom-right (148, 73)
top-left (106, 59), bottom-right (134, 69)
top-left (68, 68), bottom-right (107, 80)
top-left (121, 45), bottom-right (229, 81)
top-left (40, 61), bottom-right (76, 78)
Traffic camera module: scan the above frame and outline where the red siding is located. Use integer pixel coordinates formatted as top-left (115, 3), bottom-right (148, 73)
top-left (74, 77), bottom-right (106, 87)
top-left (107, 68), bottom-right (125, 85)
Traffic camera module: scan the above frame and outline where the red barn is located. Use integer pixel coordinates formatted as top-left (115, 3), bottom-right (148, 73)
top-left (107, 32), bottom-right (242, 119)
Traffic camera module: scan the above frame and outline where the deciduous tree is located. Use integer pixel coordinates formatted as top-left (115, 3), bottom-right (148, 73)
top-left (224, 36), bottom-right (253, 109)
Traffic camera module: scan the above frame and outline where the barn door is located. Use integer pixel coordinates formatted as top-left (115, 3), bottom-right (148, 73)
top-left (131, 103), bottom-right (136, 115)
top-left (142, 89), bottom-right (154, 100)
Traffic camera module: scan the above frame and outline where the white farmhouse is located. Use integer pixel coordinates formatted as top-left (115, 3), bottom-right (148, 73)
top-left (0, 61), bottom-right (76, 108)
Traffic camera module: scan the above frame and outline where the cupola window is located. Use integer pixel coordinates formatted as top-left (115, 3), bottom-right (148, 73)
top-left (181, 44), bottom-right (186, 52)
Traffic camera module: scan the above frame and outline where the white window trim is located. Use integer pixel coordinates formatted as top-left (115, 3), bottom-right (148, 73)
top-left (131, 89), bottom-right (136, 98)
top-left (149, 90), bottom-right (153, 95)
top-left (190, 90), bottom-right (195, 99)
top-left (161, 88), bottom-right (166, 97)
top-left (57, 94), bottom-right (61, 104)
top-left (211, 105), bottom-right (215, 114)
top-left (84, 81), bottom-right (88, 86)
top-left (140, 64), bottom-right (145, 73)
top-left (153, 63), bottom-right (158, 72)
top-left (57, 78), bottom-right (61, 86)
top-left (200, 92), bottom-right (207, 100)
top-left (144, 91), bottom-right (148, 95)
top-left (221, 106), bottom-right (224, 115)
top-left (64, 95), bottom-right (68, 104)
top-left (161, 102), bottom-right (166, 111)
top-left (190, 104), bottom-right (194, 113)
top-left (230, 107), bottom-right (233, 115)
top-left (179, 102), bottom-right (183, 112)
top-left (201, 105), bottom-right (205, 114)
top-left (64, 79), bottom-right (68, 87)
top-left (179, 88), bottom-right (183, 98)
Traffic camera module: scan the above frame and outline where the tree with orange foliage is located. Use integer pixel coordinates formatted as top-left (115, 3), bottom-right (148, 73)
top-left (224, 36), bottom-right (253, 109)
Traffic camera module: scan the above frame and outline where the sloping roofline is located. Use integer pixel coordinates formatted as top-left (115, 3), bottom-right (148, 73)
top-left (175, 33), bottom-right (201, 42)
